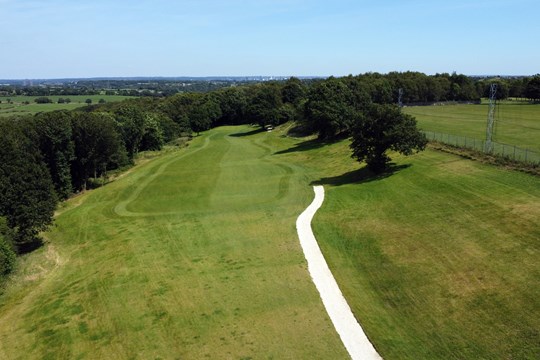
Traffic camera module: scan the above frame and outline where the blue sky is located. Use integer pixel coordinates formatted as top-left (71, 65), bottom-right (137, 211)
top-left (0, 0), bottom-right (538, 78)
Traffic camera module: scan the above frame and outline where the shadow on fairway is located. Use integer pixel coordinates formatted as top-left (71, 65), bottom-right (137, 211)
top-left (229, 128), bottom-right (265, 137)
top-left (311, 163), bottom-right (411, 187)
top-left (274, 138), bottom-right (332, 154)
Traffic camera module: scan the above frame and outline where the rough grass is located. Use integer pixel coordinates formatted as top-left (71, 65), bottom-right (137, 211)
top-left (0, 124), bottom-right (538, 359)
top-left (404, 102), bottom-right (540, 152)
top-left (275, 136), bottom-right (540, 359)
top-left (0, 95), bottom-right (133, 117)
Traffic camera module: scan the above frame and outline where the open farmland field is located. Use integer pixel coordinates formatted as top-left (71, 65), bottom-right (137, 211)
top-left (0, 95), bottom-right (134, 117)
top-left (0, 125), bottom-right (538, 359)
top-left (404, 103), bottom-right (540, 152)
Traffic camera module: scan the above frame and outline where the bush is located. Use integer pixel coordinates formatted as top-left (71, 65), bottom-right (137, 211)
top-left (0, 218), bottom-right (16, 277)
top-left (0, 234), bottom-right (16, 277)
top-left (35, 97), bottom-right (53, 104)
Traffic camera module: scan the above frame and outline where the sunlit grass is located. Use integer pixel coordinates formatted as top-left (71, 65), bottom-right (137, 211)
top-left (1, 124), bottom-right (538, 359)
top-left (279, 138), bottom-right (540, 359)
top-left (405, 102), bottom-right (540, 152)
top-left (0, 126), bottom-right (347, 359)
top-left (0, 95), bottom-right (134, 117)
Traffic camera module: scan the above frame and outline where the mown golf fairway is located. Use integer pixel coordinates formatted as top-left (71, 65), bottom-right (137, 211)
top-left (0, 126), bottom-right (348, 359)
top-left (1, 124), bottom-right (539, 359)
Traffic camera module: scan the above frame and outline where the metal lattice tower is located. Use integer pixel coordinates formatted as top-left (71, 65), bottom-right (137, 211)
top-left (484, 83), bottom-right (497, 153)
top-left (398, 88), bottom-right (403, 107)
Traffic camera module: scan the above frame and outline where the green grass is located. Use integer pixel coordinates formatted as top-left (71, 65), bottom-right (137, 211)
top-left (0, 95), bottom-right (134, 117)
top-left (0, 124), bottom-right (538, 359)
top-left (0, 127), bottom-right (347, 359)
top-left (275, 136), bottom-right (540, 359)
top-left (404, 103), bottom-right (540, 152)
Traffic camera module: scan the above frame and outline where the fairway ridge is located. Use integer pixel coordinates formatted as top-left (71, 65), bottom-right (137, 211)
top-left (114, 133), bottom-right (214, 217)
top-left (297, 186), bottom-right (382, 360)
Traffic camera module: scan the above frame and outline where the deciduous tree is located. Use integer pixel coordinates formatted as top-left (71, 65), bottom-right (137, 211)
top-left (0, 118), bottom-right (57, 252)
top-left (525, 75), bottom-right (540, 101)
top-left (0, 217), bottom-right (16, 277)
top-left (304, 78), bottom-right (359, 139)
top-left (71, 113), bottom-right (127, 189)
top-left (246, 84), bottom-right (283, 128)
top-left (34, 111), bottom-right (75, 199)
top-left (189, 95), bottom-right (222, 135)
top-left (350, 104), bottom-right (427, 173)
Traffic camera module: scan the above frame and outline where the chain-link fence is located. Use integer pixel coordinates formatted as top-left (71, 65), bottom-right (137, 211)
top-left (423, 131), bottom-right (540, 165)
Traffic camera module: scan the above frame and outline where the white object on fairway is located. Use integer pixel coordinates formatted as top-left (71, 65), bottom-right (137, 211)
top-left (296, 186), bottom-right (382, 360)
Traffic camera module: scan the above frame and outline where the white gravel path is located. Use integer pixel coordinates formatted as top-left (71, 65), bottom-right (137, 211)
top-left (296, 186), bottom-right (382, 360)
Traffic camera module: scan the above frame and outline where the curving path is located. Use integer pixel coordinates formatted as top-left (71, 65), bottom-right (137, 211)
top-left (296, 186), bottom-right (382, 360)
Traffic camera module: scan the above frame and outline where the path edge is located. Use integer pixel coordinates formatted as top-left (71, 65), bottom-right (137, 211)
top-left (296, 185), bottom-right (382, 360)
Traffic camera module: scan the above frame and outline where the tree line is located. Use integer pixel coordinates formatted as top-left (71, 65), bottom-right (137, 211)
top-left (2, 71), bottom-right (539, 283)
top-left (3, 73), bottom-right (539, 100)
top-left (0, 103), bottom-right (185, 278)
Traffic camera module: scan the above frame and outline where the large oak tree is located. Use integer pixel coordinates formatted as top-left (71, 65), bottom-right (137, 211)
top-left (350, 104), bottom-right (427, 173)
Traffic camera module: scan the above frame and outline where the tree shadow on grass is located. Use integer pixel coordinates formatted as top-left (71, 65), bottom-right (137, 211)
top-left (274, 138), bottom-right (333, 155)
top-left (229, 128), bottom-right (264, 137)
top-left (311, 163), bottom-right (411, 187)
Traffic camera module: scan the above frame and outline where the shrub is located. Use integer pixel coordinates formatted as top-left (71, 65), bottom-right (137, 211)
top-left (0, 218), bottom-right (16, 277)
top-left (0, 234), bottom-right (15, 276)
top-left (35, 97), bottom-right (53, 104)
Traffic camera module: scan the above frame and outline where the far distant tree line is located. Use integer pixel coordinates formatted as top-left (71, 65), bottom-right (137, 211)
top-left (32, 97), bottom-right (105, 104)
top-left (2, 71), bottom-right (539, 282)
top-left (2, 73), bottom-right (540, 101)
top-left (0, 79), bottom-right (253, 98)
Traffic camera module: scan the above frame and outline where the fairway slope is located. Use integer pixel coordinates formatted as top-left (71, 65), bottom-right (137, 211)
top-left (0, 124), bottom-right (538, 359)
top-left (0, 126), bottom-right (349, 359)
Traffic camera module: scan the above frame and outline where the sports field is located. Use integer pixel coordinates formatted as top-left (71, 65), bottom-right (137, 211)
top-left (0, 125), bottom-right (538, 359)
top-left (0, 95), bottom-right (133, 117)
top-left (404, 102), bottom-right (540, 152)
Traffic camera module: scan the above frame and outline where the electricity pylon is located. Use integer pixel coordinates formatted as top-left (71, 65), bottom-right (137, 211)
top-left (484, 83), bottom-right (497, 153)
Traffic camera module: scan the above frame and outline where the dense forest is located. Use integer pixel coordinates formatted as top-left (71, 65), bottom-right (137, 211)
top-left (1, 71), bottom-right (540, 282)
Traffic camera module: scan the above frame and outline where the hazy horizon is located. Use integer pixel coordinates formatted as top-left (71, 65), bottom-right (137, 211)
top-left (0, 73), bottom-right (536, 82)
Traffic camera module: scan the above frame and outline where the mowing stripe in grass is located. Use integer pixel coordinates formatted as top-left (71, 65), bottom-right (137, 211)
top-left (297, 186), bottom-right (382, 360)
top-left (114, 133), bottom-right (214, 217)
